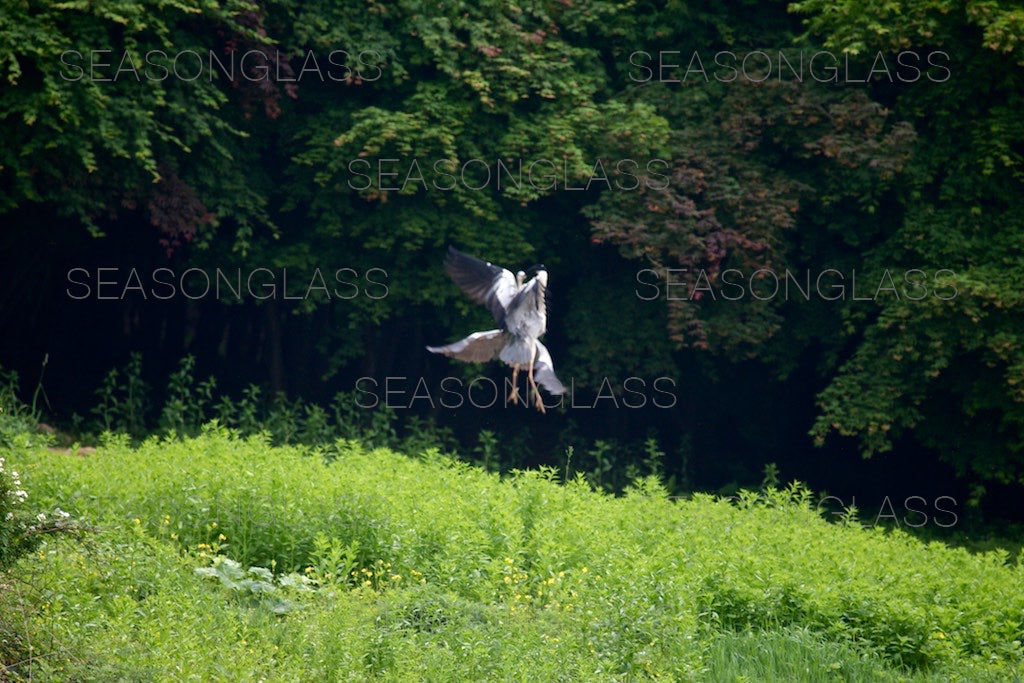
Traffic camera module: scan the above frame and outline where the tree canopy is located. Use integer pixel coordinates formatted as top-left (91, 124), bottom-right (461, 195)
top-left (2, 0), bottom-right (1022, 496)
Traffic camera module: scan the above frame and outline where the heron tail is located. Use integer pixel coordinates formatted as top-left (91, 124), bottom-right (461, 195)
top-left (499, 337), bottom-right (533, 367)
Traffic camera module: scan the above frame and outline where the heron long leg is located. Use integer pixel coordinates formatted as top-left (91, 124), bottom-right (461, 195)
top-left (528, 346), bottom-right (545, 413)
top-left (508, 365), bottom-right (521, 404)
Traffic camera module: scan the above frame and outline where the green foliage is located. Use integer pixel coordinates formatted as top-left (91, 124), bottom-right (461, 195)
top-left (811, 262), bottom-right (1024, 484)
top-left (91, 352), bottom-right (148, 437)
top-left (83, 353), bottom-right (458, 459)
top-left (0, 369), bottom-right (89, 570)
top-left (0, 0), bottom-right (276, 246)
top-left (0, 451), bottom-right (87, 572)
top-left (0, 369), bottom-right (48, 451)
top-left (159, 354), bottom-right (216, 437)
top-left (791, 0), bottom-right (1024, 483)
top-left (792, 0), bottom-right (1024, 67)
top-left (269, 0), bottom-right (672, 374)
top-left (194, 555), bottom-right (312, 615)
top-left (307, 532), bottom-right (359, 587)
top-left (586, 77), bottom-right (915, 354)
top-left (2, 433), bottom-right (1021, 678)
top-left (215, 383), bottom-right (264, 435)
top-left (0, 453), bottom-right (33, 569)
top-left (2, 0), bottom-right (1024, 520)
top-left (702, 627), bottom-right (954, 682)
top-left (474, 429), bottom-right (500, 473)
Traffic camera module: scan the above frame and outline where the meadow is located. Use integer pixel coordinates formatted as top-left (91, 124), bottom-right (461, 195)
top-left (2, 426), bottom-right (1022, 681)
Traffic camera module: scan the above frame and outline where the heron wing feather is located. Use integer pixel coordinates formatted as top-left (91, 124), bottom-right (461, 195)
top-left (533, 341), bottom-right (567, 395)
top-left (444, 246), bottom-right (519, 323)
top-left (426, 329), bottom-right (506, 363)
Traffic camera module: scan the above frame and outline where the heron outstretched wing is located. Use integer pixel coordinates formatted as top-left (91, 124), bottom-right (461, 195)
top-left (444, 246), bottom-right (520, 324)
top-left (426, 329), bottom-right (506, 363)
top-left (534, 341), bottom-right (567, 395)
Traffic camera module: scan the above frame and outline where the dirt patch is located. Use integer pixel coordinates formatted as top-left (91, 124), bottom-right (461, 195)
top-left (47, 446), bottom-right (96, 457)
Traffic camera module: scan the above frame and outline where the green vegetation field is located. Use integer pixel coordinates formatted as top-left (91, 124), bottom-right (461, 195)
top-left (2, 428), bottom-right (1023, 681)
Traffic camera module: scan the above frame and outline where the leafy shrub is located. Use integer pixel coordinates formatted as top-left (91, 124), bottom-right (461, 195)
top-left (194, 556), bottom-right (312, 614)
top-left (159, 354), bottom-right (216, 437)
top-left (0, 371), bottom-right (87, 571)
top-left (0, 369), bottom-right (50, 451)
top-left (1, 454), bottom-right (89, 570)
top-left (83, 354), bottom-right (464, 467)
top-left (82, 354), bottom-right (681, 492)
top-left (91, 352), bottom-right (148, 437)
top-left (0, 453), bottom-right (32, 568)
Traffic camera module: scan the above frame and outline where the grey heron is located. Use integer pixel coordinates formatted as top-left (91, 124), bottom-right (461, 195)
top-left (427, 246), bottom-right (567, 412)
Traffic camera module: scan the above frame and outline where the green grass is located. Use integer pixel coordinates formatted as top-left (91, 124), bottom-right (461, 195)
top-left (2, 426), bottom-right (1023, 680)
top-left (701, 628), bottom-right (960, 682)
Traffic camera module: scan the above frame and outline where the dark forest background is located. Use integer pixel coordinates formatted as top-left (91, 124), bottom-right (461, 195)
top-left (2, 0), bottom-right (1023, 526)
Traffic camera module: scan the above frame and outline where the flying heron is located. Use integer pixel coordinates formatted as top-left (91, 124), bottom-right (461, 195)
top-left (427, 246), bottom-right (567, 412)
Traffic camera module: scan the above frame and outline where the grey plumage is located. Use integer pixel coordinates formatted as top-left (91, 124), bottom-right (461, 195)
top-left (427, 246), bottom-right (567, 411)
